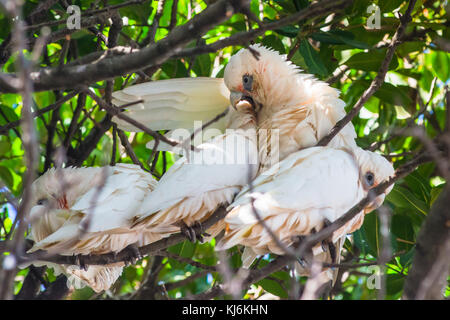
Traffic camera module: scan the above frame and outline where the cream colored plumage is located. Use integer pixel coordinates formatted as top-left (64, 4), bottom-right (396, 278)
top-left (109, 45), bottom-right (379, 282)
top-left (223, 44), bottom-right (357, 171)
top-left (132, 105), bottom-right (259, 239)
top-left (113, 77), bottom-right (230, 132)
top-left (27, 164), bottom-right (158, 292)
top-left (216, 146), bottom-right (395, 278)
top-left (111, 45), bottom-right (356, 164)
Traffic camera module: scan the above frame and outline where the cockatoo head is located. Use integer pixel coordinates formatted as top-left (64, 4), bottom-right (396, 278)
top-left (28, 167), bottom-right (94, 222)
top-left (352, 147), bottom-right (395, 214)
top-left (224, 44), bottom-right (302, 113)
top-left (29, 169), bottom-right (67, 222)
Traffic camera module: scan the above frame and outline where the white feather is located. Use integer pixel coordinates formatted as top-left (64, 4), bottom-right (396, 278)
top-left (112, 77), bottom-right (230, 132)
top-left (217, 146), bottom-right (394, 276)
top-left (134, 108), bottom-right (259, 236)
top-left (27, 164), bottom-right (158, 292)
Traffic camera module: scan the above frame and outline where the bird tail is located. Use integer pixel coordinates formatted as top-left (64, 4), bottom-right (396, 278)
top-left (64, 265), bottom-right (124, 293)
top-left (241, 247), bottom-right (258, 269)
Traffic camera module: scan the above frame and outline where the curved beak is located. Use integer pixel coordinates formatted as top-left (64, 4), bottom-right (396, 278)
top-left (364, 194), bottom-right (386, 214)
top-left (230, 90), bottom-right (243, 109)
top-left (28, 205), bottom-right (47, 222)
top-left (230, 90), bottom-right (255, 112)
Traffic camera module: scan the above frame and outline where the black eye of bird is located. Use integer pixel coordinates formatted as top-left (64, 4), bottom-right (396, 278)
top-left (37, 198), bottom-right (47, 205)
top-left (242, 74), bottom-right (253, 91)
top-left (364, 172), bottom-right (375, 187)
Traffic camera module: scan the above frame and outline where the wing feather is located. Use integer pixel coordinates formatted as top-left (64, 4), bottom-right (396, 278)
top-left (137, 130), bottom-right (258, 222)
top-left (218, 147), bottom-right (364, 252)
top-left (112, 77), bottom-right (230, 132)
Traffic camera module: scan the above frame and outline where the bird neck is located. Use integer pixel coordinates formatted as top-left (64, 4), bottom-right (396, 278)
top-left (257, 71), bottom-right (340, 121)
top-left (227, 107), bottom-right (257, 131)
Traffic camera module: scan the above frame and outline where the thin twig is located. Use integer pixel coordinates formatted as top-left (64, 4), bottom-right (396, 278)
top-left (317, 0), bottom-right (417, 147)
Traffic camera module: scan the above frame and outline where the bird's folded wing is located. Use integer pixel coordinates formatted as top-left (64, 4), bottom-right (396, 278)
top-left (112, 77), bottom-right (230, 132)
top-left (227, 147), bottom-right (362, 225)
top-left (236, 146), bottom-right (325, 197)
top-left (136, 131), bottom-right (258, 221)
top-left (293, 96), bottom-right (357, 150)
top-left (70, 164), bottom-right (157, 233)
top-left (28, 222), bottom-right (81, 252)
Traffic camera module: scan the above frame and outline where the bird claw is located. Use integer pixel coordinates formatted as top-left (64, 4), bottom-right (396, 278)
top-left (328, 242), bottom-right (337, 264)
top-left (291, 235), bottom-right (306, 247)
top-left (321, 240), bottom-right (328, 252)
top-left (122, 244), bottom-right (142, 266)
top-left (180, 221), bottom-right (208, 243)
top-left (321, 219), bottom-right (337, 263)
top-left (74, 254), bottom-right (88, 271)
top-left (297, 256), bottom-right (308, 268)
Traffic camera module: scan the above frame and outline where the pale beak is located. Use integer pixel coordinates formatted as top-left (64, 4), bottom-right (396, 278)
top-left (230, 90), bottom-right (255, 112)
top-left (230, 90), bottom-right (243, 109)
top-left (364, 194), bottom-right (386, 214)
top-left (28, 205), bottom-right (47, 222)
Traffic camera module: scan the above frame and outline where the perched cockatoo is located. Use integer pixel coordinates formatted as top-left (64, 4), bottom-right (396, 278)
top-left (216, 146), bottom-right (395, 281)
top-left (26, 164), bottom-right (158, 292)
top-left (112, 44), bottom-right (357, 171)
top-left (131, 101), bottom-right (259, 241)
top-left (223, 44), bottom-right (357, 171)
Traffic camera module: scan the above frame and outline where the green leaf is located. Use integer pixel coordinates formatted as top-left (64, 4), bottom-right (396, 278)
top-left (192, 54), bottom-right (212, 77)
top-left (168, 240), bottom-right (195, 259)
top-left (344, 50), bottom-right (399, 71)
top-left (386, 273), bottom-right (405, 298)
top-left (70, 286), bottom-right (95, 300)
top-left (298, 39), bottom-right (328, 77)
top-left (256, 278), bottom-right (288, 298)
top-left (311, 30), bottom-right (370, 49)
top-left (0, 104), bottom-right (19, 126)
top-left (0, 140), bottom-right (11, 155)
top-left (391, 214), bottom-right (415, 252)
top-left (274, 25), bottom-right (299, 38)
top-left (3, 217), bottom-right (12, 233)
top-left (394, 68), bottom-right (422, 80)
top-left (373, 83), bottom-right (413, 108)
top-left (432, 51), bottom-right (450, 82)
top-left (430, 187), bottom-right (443, 205)
top-left (379, 0), bottom-right (405, 12)
top-left (353, 228), bottom-right (372, 256)
top-left (386, 185), bottom-right (429, 216)
top-left (399, 247), bottom-right (415, 267)
top-left (404, 171), bottom-right (431, 204)
top-left (119, 0), bottom-right (152, 24)
top-left (361, 212), bottom-right (380, 257)
top-left (0, 165), bottom-right (13, 189)
top-left (261, 35), bottom-right (286, 54)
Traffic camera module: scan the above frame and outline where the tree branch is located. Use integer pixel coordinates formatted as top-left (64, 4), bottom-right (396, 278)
top-left (317, 0), bottom-right (417, 147)
top-left (0, 0), bottom-right (248, 92)
top-left (403, 183), bottom-right (450, 299)
top-left (18, 206), bottom-right (228, 267)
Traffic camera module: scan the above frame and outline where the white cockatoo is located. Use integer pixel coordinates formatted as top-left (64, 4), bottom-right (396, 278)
top-left (131, 101), bottom-right (259, 241)
top-left (27, 164), bottom-right (158, 292)
top-left (112, 44), bottom-right (357, 171)
top-left (215, 146), bottom-right (395, 281)
top-left (223, 44), bottom-right (357, 171)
